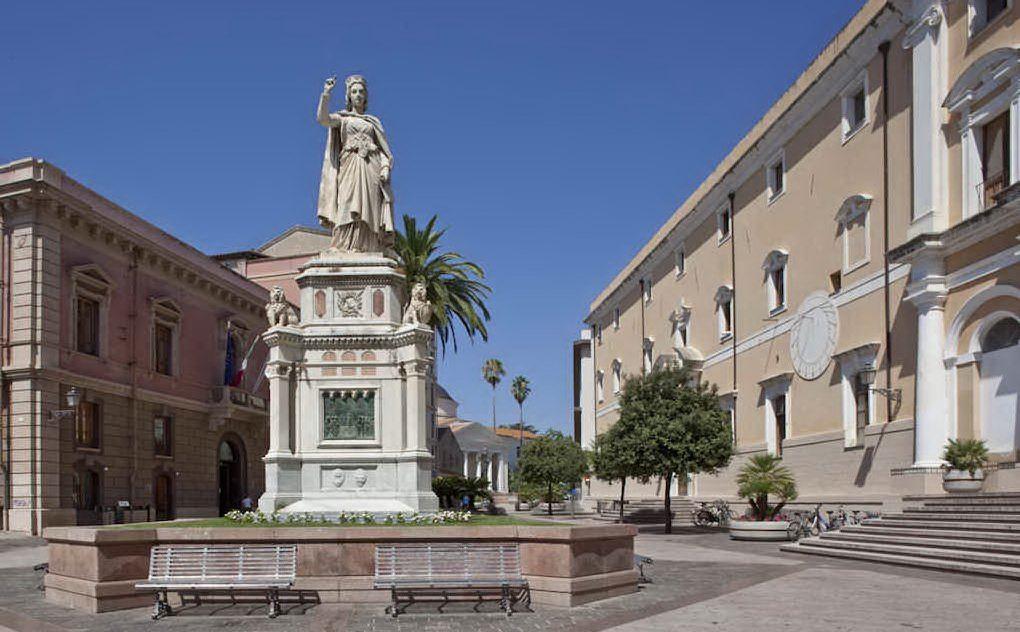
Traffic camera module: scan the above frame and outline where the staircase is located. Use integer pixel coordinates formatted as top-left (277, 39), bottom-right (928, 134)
top-left (781, 493), bottom-right (1020, 579)
top-left (593, 497), bottom-right (695, 525)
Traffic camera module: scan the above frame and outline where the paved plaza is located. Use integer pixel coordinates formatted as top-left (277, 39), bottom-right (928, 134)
top-left (2, 524), bottom-right (1019, 632)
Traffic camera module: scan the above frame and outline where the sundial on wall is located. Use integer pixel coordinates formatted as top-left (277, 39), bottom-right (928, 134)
top-left (789, 291), bottom-right (839, 380)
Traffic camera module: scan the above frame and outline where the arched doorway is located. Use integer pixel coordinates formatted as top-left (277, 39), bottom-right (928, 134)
top-left (979, 317), bottom-right (1020, 454)
top-left (217, 437), bottom-right (247, 515)
top-left (154, 471), bottom-right (174, 521)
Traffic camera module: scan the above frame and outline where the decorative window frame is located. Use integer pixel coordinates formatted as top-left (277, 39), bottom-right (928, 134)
top-left (669, 302), bottom-right (692, 350)
top-left (153, 412), bottom-right (174, 458)
top-left (834, 343), bottom-right (880, 448)
top-left (596, 369), bottom-right (605, 403)
top-left (944, 48), bottom-right (1020, 219)
top-left (765, 149), bottom-right (786, 205)
top-left (641, 276), bottom-right (653, 304)
top-left (611, 359), bottom-right (623, 395)
top-left (594, 323), bottom-right (603, 345)
top-left (642, 337), bottom-right (654, 374)
top-left (70, 264), bottom-right (114, 358)
top-left (674, 243), bottom-right (686, 278)
top-left (840, 70), bottom-right (870, 144)
top-left (716, 202), bottom-right (732, 244)
top-left (762, 249), bottom-right (789, 316)
top-left (150, 297), bottom-right (182, 377)
top-left (613, 306), bottom-right (621, 330)
top-left (318, 386), bottom-right (382, 448)
top-left (759, 372), bottom-right (792, 456)
top-left (836, 194), bottom-right (873, 274)
top-left (719, 391), bottom-right (737, 446)
top-left (72, 387), bottom-right (103, 452)
top-left (968, 0), bottom-right (1013, 39)
top-left (715, 285), bottom-right (734, 342)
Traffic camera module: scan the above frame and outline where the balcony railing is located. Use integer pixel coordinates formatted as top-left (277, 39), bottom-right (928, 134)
top-left (211, 386), bottom-right (267, 412)
top-left (978, 170), bottom-right (1008, 211)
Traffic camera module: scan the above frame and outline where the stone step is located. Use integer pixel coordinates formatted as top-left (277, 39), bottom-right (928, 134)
top-left (841, 524), bottom-right (1020, 542)
top-left (885, 511), bottom-right (1020, 522)
top-left (781, 542), bottom-right (1020, 579)
top-left (905, 492), bottom-right (1020, 502)
top-left (907, 504), bottom-right (1020, 514)
top-left (794, 537), bottom-right (1020, 568)
top-left (821, 530), bottom-right (1020, 554)
top-left (865, 518), bottom-right (1020, 532)
top-left (921, 497), bottom-right (1020, 507)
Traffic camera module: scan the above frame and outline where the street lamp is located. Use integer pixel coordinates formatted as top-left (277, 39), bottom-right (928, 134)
top-left (860, 366), bottom-right (901, 403)
top-left (49, 387), bottom-right (81, 422)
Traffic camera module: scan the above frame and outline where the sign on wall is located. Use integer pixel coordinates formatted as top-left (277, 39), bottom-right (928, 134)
top-left (323, 391), bottom-right (376, 440)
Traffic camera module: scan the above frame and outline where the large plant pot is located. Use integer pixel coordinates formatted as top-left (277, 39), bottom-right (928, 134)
top-left (729, 520), bottom-right (792, 541)
top-left (943, 468), bottom-right (985, 493)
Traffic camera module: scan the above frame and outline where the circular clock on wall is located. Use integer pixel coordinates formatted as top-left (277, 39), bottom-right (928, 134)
top-left (790, 291), bottom-right (839, 380)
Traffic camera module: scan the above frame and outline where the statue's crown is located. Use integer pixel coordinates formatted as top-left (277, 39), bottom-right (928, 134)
top-left (345, 74), bottom-right (367, 90)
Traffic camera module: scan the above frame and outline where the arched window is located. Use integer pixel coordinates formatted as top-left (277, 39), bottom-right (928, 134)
top-left (982, 317), bottom-right (1020, 353)
top-left (762, 250), bottom-right (789, 314)
top-left (611, 359), bottom-right (623, 395)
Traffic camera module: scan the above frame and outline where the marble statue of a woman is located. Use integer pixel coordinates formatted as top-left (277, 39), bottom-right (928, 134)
top-left (317, 75), bottom-right (395, 254)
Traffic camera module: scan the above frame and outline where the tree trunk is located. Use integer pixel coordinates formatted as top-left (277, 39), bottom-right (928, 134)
top-left (618, 477), bottom-right (626, 523)
top-left (547, 482), bottom-right (553, 516)
top-left (663, 472), bottom-right (673, 534)
top-left (515, 403), bottom-right (524, 512)
top-left (491, 387), bottom-right (497, 431)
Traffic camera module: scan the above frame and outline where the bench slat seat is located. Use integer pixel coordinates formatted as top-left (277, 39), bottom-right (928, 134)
top-left (374, 542), bottom-right (528, 617)
top-left (137, 544), bottom-right (296, 619)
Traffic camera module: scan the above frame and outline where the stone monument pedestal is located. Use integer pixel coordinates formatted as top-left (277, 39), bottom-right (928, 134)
top-left (258, 252), bottom-right (439, 515)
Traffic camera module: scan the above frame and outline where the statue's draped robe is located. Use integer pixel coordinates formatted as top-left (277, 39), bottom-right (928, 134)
top-left (317, 107), bottom-right (395, 251)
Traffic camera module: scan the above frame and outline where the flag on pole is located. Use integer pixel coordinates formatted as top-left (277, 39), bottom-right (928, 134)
top-left (223, 330), bottom-right (236, 386)
top-left (230, 337), bottom-right (259, 388)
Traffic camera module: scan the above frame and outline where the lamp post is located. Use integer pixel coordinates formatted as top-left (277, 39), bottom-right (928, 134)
top-left (49, 387), bottom-right (81, 422)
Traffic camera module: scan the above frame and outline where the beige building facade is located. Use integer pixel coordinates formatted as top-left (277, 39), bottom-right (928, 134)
top-left (576, 0), bottom-right (1020, 510)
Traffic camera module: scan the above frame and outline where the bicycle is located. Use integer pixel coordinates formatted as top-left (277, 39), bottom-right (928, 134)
top-left (787, 504), bottom-right (830, 540)
top-left (691, 499), bottom-right (734, 527)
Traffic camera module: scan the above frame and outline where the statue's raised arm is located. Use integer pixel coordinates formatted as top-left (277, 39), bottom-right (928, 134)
top-left (316, 74), bottom-right (396, 255)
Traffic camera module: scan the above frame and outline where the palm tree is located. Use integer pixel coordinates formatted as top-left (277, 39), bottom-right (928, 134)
top-left (394, 214), bottom-right (491, 353)
top-left (736, 454), bottom-right (798, 521)
top-left (510, 375), bottom-right (532, 511)
top-left (482, 358), bottom-right (506, 431)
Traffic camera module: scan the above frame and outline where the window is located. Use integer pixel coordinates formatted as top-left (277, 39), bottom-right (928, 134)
top-left (73, 469), bottom-right (101, 511)
top-left (982, 317), bottom-right (1020, 352)
top-left (642, 338), bottom-right (653, 374)
top-left (642, 277), bottom-right (652, 304)
top-left (720, 394), bottom-right (737, 446)
top-left (717, 203), bottom-right (732, 243)
top-left (854, 373), bottom-right (870, 444)
top-left (675, 245), bottom-right (686, 276)
top-left (766, 152), bottom-right (785, 202)
top-left (671, 303), bottom-right (691, 350)
top-left (981, 111), bottom-right (1010, 210)
top-left (715, 286), bottom-right (734, 340)
top-left (613, 307), bottom-right (620, 330)
top-left (75, 399), bottom-right (101, 449)
top-left (151, 298), bottom-right (181, 377)
top-left (771, 394), bottom-right (787, 457)
top-left (76, 296), bottom-right (100, 355)
top-left (594, 324), bottom-right (602, 345)
top-left (596, 370), bottom-right (605, 403)
top-left (971, 0), bottom-right (1010, 36)
top-left (837, 195), bottom-right (872, 274)
top-left (154, 415), bottom-right (173, 457)
top-left (763, 250), bottom-right (789, 315)
top-left (70, 265), bottom-right (112, 357)
top-left (829, 271), bottom-right (843, 295)
top-left (612, 360), bottom-right (622, 394)
top-left (841, 72), bottom-right (869, 142)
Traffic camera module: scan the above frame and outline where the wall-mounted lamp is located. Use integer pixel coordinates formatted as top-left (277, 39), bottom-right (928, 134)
top-left (49, 387), bottom-right (81, 422)
top-left (860, 366), bottom-right (901, 403)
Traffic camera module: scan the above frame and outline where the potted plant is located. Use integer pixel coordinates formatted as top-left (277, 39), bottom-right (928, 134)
top-left (942, 438), bottom-right (989, 493)
top-left (730, 454), bottom-right (798, 541)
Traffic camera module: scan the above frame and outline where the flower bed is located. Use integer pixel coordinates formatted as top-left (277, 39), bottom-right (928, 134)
top-left (224, 509), bottom-right (472, 525)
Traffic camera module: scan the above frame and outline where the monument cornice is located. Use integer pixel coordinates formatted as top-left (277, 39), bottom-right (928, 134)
top-left (299, 327), bottom-right (433, 350)
top-left (297, 274), bottom-right (403, 289)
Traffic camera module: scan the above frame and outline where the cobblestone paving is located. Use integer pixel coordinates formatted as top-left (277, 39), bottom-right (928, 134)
top-left (3, 529), bottom-right (1020, 631)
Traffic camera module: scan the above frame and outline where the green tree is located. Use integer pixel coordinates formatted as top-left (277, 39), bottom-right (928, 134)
top-left (736, 454), bottom-right (797, 520)
top-left (617, 367), bottom-right (734, 533)
top-left (510, 375), bottom-right (532, 510)
top-left (482, 358), bottom-right (506, 431)
top-left (518, 430), bottom-right (588, 516)
top-left (394, 214), bottom-right (491, 353)
top-left (590, 423), bottom-right (642, 523)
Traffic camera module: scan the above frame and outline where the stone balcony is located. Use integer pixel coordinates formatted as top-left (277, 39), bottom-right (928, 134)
top-left (209, 385), bottom-right (267, 427)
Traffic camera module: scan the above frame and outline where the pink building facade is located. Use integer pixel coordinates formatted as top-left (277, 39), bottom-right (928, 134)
top-left (0, 159), bottom-right (270, 534)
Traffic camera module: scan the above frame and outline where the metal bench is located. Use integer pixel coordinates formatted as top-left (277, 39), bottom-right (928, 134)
top-left (374, 542), bottom-right (529, 618)
top-left (136, 543), bottom-right (296, 619)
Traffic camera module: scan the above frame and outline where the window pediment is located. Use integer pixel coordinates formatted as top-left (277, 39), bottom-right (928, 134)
top-left (945, 47), bottom-right (1020, 113)
top-left (762, 249), bottom-right (789, 272)
top-left (71, 264), bottom-right (114, 293)
top-left (836, 195), bottom-right (873, 223)
top-left (714, 285), bottom-right (734, 304)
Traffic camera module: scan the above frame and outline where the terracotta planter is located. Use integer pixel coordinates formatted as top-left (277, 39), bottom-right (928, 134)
top-left (729, 520), bottom-right (793, 541)
top-left (943, 468), bottom-right (985, 493)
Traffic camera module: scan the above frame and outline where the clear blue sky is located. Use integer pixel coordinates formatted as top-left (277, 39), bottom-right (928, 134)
top-left (2, 1), bottom-right (863, 434)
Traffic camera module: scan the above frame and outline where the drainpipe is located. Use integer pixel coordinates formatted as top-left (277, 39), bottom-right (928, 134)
top-left (880, 40), bottom-right (894, 423)
top-left (128, 249), bottom-right (139, 506)
top-left (729, 192), bottom-right (738, 425)
top-left (0, 211), bottom-right (10, 530)
top-left (639, 278), bottom-right (647, 375)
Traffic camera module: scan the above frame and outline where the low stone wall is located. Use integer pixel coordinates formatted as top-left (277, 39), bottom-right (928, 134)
top-left (42, 523), bottom-right (638, 613)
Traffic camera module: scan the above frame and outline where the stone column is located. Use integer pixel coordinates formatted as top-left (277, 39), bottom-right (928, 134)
top-left (462, 452), bottom-right (470, 477)
top-left (264, 362), bottom-right (293, 457)
top-left (498, 454), bottom-right (509, 492)
top-left (904, 1), bottom-right (948, 237)
top-left (907, 254), bottom-right (950, 467)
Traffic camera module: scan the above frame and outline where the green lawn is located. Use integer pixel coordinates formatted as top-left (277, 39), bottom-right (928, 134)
top-left (110, 514), bottom-right (559, 529)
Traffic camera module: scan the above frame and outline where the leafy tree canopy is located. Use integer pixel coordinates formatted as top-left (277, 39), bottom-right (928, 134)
top-left (518, 430), bottom-right (587, 490)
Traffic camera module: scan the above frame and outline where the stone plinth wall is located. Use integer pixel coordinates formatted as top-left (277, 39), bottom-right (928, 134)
top-left (43, 524), bottom-right (638, 613)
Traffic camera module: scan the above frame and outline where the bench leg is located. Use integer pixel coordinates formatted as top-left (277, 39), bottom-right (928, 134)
top-left (502, 586), bottom-right (513, 617)
top-left (389, 588), bottom-right (399, 618)
top-left (267, 588), bottom-right (281, 618)
top-left (152, 590), bottom-right (171, 620)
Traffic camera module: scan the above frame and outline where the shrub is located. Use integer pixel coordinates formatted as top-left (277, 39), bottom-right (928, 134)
top-left (943, 438), bottom-right (989, 475)
top-left (736, 454), bottom-right (797, 521)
